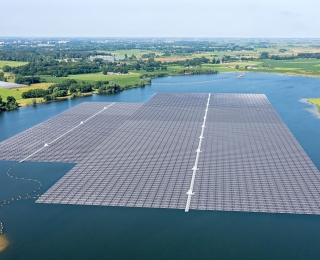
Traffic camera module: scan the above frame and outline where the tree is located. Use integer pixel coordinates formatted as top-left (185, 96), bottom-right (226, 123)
top-left (235, 65), bottom-right (239, 69)
top-left (15, 75), bottom-right (41, 85)
top-left (93, 58), bottom-right (104, 66)
top-left (22, 88), bottom-right (49, 98)
top-left (43, 95), bottom-right (52, 102)
top-left (0, 95), bottom-right (5, 111)
top-left (78, 83), bottom-right (93, 93)
top-left (109, 82), bottom-right (121, 93)
top-left (69, 85), bottom-right (77, 94)
top-left (5, 96), bottom-right (18, 110)
top-left (0, 72), bottom-right (4, 81)
top-left (260, 52), bottom-right (269, 59)
top-left (2, 65), bottom-right (11, 72)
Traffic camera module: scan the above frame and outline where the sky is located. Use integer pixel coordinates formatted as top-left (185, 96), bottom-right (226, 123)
top-left (1, 0), bottom-right (319, 38)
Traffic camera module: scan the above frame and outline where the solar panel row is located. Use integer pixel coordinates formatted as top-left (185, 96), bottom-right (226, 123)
top-left (0, 93), bottom-right (319, 214)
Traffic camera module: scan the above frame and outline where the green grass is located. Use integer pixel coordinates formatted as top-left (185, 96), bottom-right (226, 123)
top-left (308, 98), bottom-right (320, 106)
top-left (59, 72), bottom-right (142, 86)
top-left (200, 59), bottom-right (320, 76)
top-left (0, 60), bottom-right (28, 68)
top-left (0, 88), bottom-right (23, 100)
top-left (0, 84), bottom-right (53, 106)
top-left (18, 97), bottom-right (45, 106)
top-left (261, 59), bottom-right (320, 76)
top-left (40, 76), bottom-right (68, 83)
top-left (18, 83), bottom-right (54, 92)
top-left (308, 98), bottom-right (320, 113)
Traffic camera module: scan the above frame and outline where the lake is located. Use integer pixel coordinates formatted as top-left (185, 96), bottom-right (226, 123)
top-left (1, 73), bottom-right (320, 259)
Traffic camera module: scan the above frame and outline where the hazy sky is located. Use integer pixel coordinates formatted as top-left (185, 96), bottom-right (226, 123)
top-left (1, 0), bottom-right (319, 37)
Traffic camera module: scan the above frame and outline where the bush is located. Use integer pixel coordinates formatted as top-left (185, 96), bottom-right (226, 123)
top-left (22, 88), bottom-right (49, 98)
top-left (15, 75), bottom-right (41, 85)
top-left (5, 96), bottom-right (18, 110)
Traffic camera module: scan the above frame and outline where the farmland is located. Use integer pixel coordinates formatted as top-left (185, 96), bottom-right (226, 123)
top-left (1, 38), bottom-right (320, 111)
top-left (61, 72), bottom-right (142, 86)
top-left (0, 60), bottom-right (28, 68)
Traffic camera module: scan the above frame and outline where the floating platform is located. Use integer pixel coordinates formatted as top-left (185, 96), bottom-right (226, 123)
top-left (1, 93), bottom-right (319, 214)
top-left (0, 81), bottom-right (27, 89)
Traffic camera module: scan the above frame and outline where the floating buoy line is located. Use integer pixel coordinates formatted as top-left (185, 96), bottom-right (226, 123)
top-left (0, 103), bottom-right (115, 236)
top-left (0, 161), bottom-right (42, 235)
top-left (152, 76), bottom-right (239, 85)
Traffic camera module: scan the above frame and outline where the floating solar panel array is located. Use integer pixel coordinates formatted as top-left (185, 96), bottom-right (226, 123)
top-left (0, 102), bottom-right (142, 163)
top-left (1, 93), bottom-right (320, 215)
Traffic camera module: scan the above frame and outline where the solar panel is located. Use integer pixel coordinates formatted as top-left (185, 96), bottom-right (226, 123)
top-left (1, 93), bottom-right (319, 214)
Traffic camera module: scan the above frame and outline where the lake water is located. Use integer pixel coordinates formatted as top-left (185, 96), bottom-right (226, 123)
top-left (1, 73), bottom-right (320, 259)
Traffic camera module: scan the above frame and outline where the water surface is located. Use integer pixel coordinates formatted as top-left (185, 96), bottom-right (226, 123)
top-left (1, 73), bottom-right (320, 259)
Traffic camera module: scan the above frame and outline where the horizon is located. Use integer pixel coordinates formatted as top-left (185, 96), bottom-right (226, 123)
top-left (1, 37), bottom-right (320, 40)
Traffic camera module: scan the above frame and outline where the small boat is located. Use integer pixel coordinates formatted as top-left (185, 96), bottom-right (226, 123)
top-left (238, 73), bottom-right (245, 78)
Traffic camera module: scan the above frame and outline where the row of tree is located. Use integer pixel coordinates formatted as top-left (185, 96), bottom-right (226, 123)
top-left (297, 53), bottom-right (320, 59)
top-left (0, 49), bottom-right (107, 62)
top-left (11, 61), bottom-right (101, 77)
top-left (21, 79), bottom-right (95, 100)
top-left (15, 75), bottom-right (41, 85)
top-left (20, 78), bottom-right (152, 101)
top-left (260, 52), bottom-right (320, 60)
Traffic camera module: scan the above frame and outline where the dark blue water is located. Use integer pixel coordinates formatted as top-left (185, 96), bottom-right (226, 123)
top-left (1, 73), bottom-right (320, 259)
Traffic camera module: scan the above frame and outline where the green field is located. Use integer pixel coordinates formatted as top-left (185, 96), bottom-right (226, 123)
top-left (308, 98), bottom-right (320, 113)
top-left (51, 72), bottom-right (142, 86)
top-left (200, 59), bottom-right (320, 76)
top-left (261, 59), bottom-right (320, 73)
top-left (0, 88), bottom-right (23, 100)
top-left (0, 83), bottom-right (54, 106)
top-left (0, 60), bottom-right (28, 68)
top-left (42, 73), bottom-right (141, 86)
top-left (0, 87), bottom-right (38, 106)
top-left (308, 98), bottom-right (320, 106)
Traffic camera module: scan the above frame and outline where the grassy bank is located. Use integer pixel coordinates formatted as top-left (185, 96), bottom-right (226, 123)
top-left (42, 72), bottom-right (142, 86)
top-left (308, 98), bottom-right (320, 112)
top-left (0, 88), bottom-right (23, 100)
top-left (0, 83), bottom-right (53, 106)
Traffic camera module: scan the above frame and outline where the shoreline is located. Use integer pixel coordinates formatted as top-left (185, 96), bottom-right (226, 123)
top-left (307, 98), bottom-right (320, 114)
top-left (300, 98), bottom-right (320, 118)
top-left (0, 234), bottom-right (9, 253)
top-left (6, 71), bottom-right (320, 110)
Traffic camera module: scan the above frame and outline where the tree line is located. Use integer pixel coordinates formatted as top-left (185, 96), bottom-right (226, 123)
top-left (0, 49), bottom-right (107, 62)
top-left (15, 75), bottom-right (42, 85)
top-left (20, 78), bottom-right (152, 101)
top-left (260, 52), bottom-right (320, 60)
top-left (10, 61), bottom-right (100, 77)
